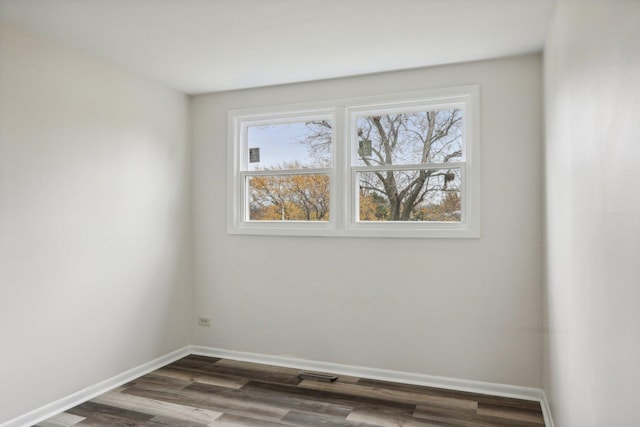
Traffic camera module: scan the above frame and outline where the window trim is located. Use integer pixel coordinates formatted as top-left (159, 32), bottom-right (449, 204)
top-left (227, 85), bottom-right (480, 238)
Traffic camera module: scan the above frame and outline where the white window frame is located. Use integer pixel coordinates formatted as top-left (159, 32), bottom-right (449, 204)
top-left (228, 85), bottom-right (480, 238)
top-left (227, 106), bottom-right (339, 236)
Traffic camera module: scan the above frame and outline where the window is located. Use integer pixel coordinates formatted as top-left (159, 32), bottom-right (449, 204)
top-left (228, 86), bottom-right (479, 238)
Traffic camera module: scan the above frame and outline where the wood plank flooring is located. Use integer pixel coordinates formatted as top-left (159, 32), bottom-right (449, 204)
top-left (36, 355), bottom-right (545, 427)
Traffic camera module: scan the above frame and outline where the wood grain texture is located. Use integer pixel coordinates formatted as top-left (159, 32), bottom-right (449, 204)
top-left (36, 355), bottom-right (544, 426)
top-left (36, 413), bottom-right (86, 427)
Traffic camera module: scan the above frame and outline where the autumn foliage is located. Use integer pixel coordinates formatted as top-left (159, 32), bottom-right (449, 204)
top-left (249, 172), bottom-right (329, 221)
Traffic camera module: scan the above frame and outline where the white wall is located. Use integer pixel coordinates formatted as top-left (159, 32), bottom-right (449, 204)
top-left (0, 24), bottom-right (192, 423)
top-left (191, 54), bottom-right (544, 387)
top-left (543, 1), bottom-right (640, 425)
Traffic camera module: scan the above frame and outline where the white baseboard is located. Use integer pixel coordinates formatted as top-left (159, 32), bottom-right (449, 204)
top-left (540, 390), bottom-right (555, 427)
top-left (2, 346), bottom-right (191, 427)
top-left (192, 345), bottom-right (547, 404)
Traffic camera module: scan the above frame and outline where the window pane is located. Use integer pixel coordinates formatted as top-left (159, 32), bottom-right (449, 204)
top-left (247, 120), bottom-right (332, 171)
top-left (248, 174), bottom-right (330, 221)
top-left (355, 109), bottom-right (463, 166)
top-left (357, 169), bottom-right (461, 222)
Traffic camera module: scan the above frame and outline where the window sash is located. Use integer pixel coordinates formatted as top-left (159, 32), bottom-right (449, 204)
top-left (241, 170), bottom-right (333, 224)
top-left (347, 103), bottom-right (468, 167)
top-left (239, 111), bottom-right (336, 172)
top-left (351, 165), bottom-right (466, 224)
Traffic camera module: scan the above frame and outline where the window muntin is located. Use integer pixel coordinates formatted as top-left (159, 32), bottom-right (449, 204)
top-left (228, 86), bottom-right (479, 237)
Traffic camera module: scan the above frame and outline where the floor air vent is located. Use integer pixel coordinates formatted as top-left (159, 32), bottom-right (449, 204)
top-left (298, 372), bottom-right (338, 382)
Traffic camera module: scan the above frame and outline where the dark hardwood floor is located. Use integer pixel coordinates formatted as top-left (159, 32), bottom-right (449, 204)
top-left (36, 355), bottom-right (545, 427)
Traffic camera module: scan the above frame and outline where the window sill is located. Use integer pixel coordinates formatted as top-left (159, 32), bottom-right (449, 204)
top-left (228, 222), bottom-right (480, 239)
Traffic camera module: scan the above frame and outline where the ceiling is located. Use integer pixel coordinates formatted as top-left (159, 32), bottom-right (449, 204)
top-left (0, 0), bottom-right (556, 94)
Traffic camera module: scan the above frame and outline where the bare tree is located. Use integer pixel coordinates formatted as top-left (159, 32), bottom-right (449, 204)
top-left (306, 109), bottom-right (463, 221)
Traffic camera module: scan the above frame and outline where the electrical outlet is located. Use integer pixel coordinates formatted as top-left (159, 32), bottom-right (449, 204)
top-left (198, 317), bottom-right (211, 327)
